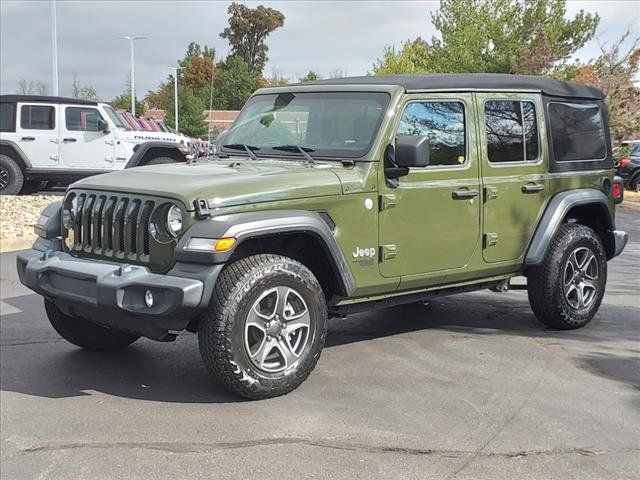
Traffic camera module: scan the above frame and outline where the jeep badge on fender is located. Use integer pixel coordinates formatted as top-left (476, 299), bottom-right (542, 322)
top-left (16, 74), bottom-right (628, 400)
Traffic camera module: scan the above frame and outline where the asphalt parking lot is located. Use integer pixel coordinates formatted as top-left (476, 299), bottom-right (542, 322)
top-left (1, 207), bottom-right (638, 480)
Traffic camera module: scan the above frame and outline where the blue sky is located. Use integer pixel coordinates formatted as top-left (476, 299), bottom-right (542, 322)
top-left (1, 1), bottom-right (638, 101)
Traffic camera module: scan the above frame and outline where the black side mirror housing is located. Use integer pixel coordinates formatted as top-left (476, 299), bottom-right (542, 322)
top-left (395, 135), bottom-right (430, 168)
top-left (97, 119), bottom-right (110, 134)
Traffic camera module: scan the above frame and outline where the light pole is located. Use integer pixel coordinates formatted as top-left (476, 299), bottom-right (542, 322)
top-left (168, 66), bottom-right (181, 132)
top-left (119, 35), bottom-right (145, 116)
top-left (51, 0), bottom-right (58, 95)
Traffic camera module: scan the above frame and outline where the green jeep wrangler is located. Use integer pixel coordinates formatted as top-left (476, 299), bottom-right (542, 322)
top-left (17, 74), bottom-right (628, 399)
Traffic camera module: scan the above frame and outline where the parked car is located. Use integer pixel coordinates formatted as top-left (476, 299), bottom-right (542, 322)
top-left (0, 95), bottom-right (191, 195)
top-left (17, 74), bottom-right (627, 399)
top-left (616, 141), bottom-right (640, 191)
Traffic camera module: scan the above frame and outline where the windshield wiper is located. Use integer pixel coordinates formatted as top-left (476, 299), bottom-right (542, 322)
top-left (272, 145), bottom-right (316, 164)
top-left (222, 143), bottom-right (259, 160)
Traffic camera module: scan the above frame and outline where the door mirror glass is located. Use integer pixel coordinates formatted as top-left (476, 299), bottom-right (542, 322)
top-left (395, 135), bottom-right (430, 168)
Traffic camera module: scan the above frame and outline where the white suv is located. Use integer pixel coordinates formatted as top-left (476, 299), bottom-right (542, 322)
top-left (0, 95), bottom-right (190, 195)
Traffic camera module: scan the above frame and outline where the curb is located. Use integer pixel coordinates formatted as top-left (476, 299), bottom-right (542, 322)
top-left (619, 201), bottom-right (640, 212)
top-left (0, 235), bottom-right (36, 254)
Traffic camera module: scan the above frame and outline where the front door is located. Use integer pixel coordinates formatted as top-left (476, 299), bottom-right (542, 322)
top-left (378, 93), bottom-right (481, 282)
top-left (477, 93), bottom-right (549, 262)
top-left (59, 105), bottom-right (115, 169)
top-left (15, 103), bottom-right (59, 167)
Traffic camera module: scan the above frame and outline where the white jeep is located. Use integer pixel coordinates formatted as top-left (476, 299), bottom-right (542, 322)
top-left (0, 95), bottom-right (190, 195)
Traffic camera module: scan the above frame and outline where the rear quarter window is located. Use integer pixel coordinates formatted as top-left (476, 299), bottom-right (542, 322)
top-left (548, 102), bottom-right (606, 162)
top-left (0, 103), bottom-right (16, 132)
top-left (20, 105), bottom-right (55, 130)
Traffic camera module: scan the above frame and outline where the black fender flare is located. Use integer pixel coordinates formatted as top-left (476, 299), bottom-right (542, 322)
top-left (175, 210), bottom-right (356, 296)
top-left (0, 139), bottom-right (32, 170)
top-left (525, 188), bottom-right (614, 266)
top-left (125, 142), bottom-right (188, 168)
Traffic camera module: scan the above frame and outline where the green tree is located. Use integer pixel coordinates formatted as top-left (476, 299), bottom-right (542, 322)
top-left (299, 71), bottom-right (321, 82)
top-left (112, 78), bottom-right (144, 114)
top-left (373, 0), bottom-right (599, 75)
top-left (220, 2), bottom-right (285, 74)
top-left (164, 88), bottom-right (207, 138)
top-left (212, 56), bottom-right (261, 110)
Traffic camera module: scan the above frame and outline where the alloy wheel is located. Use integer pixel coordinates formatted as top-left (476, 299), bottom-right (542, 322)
top-left (563, 246), bottom-right (599, 310)
top-left (0, 167), bottom-right (9, 191)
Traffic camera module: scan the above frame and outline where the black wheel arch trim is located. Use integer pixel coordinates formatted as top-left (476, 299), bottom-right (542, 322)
top-left (525, 188), bottom-right (623, 265)
top-left (175, 210), bottom-right (356, 296)
top-left (0, 139), bottom-right (32, 170)
top-left (125, 141), bottom-right (188, 168)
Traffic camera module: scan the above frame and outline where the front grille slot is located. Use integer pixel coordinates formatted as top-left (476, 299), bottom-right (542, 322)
top-left (68, 192), bottom-right (156, 264)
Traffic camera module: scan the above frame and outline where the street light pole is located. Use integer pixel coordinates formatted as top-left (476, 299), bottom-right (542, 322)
top-left (51, 0), bottom-right (58, 96)
top-left (119, 35), bottom-right (145, 116)
top-left (168, 66), bottom-right (181, 132)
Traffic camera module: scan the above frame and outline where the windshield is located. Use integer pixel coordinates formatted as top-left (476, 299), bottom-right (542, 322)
top-left (222, 92), bottom-right (390, 158)
top-left (103, 105), bottom-right (128, 130)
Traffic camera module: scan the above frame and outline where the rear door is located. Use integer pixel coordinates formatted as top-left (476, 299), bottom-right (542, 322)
top-left (477, 93), bottom-right (549, 262)
top-left (15, 103), bottom-right (60, 168)
top-left (378, 93), bottom-right (481, 283)
top-left (59, 105), bottom-right (115, 169)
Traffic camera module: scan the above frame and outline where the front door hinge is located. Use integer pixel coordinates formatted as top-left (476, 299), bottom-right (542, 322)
top-left (484, 233), bottom-right (498, 247)
top-left (484, 186), bottom-right (498, 201)
top-left (379, 194), bottom-right (397, 211)
top-left (194, 198), bottom-right (211, 219)
top-left (381, 244), bottom-right (397, 261)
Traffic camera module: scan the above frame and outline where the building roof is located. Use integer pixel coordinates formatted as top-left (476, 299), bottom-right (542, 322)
top-left (303, 74), bottom-right (604, 99)
top-left (0, 95), bottom-right (98, 105)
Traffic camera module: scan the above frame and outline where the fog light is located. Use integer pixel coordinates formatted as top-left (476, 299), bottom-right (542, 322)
top-left (144, 290), bottom-right (154, 308)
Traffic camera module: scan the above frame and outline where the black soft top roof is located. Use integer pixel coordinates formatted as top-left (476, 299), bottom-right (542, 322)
top-left (304, 74), bottom-right (604, 100)
top-left (0, 95), bottom-right (98, 106)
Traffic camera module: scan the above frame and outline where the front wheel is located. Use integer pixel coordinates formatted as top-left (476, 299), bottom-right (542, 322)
top-left (45, 300), bottom-right (140, 350)
top-left (198, 254), bottom-right (328, 400)
top-left (0, 154), bottom-right (24, 195)
top-left (527, 224), bottom-right (607, 330)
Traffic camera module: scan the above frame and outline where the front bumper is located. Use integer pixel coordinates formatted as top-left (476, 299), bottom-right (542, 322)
top-left (17, 249), bottom-right (222, 340)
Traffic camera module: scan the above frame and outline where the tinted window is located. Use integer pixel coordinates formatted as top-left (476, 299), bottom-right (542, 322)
top-left (65, 107), bottom-right (102, 132)
top-left (223, 92), bottom-right (390, 158)
top-left (548, 102), bottom-right (606, 161)
top-left (20, 105), bottom-right (55, 130)
top-left (485, 101), bottom-right (539, 162)
top-left (0, 103), bottom-right (15, 132)
top-left (397, 101), bottom-right (466, 166)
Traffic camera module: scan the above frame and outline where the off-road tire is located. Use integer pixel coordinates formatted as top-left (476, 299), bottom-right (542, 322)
top-left (527, 224), bottom-right (607, 330)
top-left (145, 156), bottom-right (175, 165)
top-left (45, 300), bottom-right (140, 350)
top-left (630, 172), bottom-right (640, 192)
top-left (0, 154), bottom-right (24, 195)
top-left (198, 254), bottom-right (328, 400)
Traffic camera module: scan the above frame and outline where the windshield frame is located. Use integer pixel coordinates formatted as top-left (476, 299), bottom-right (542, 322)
top-left (220, 90), bottom-right (392, 161)
top-left (102, 105), bottom-right (129, 130)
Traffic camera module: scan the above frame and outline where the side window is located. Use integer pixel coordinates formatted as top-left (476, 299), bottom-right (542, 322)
top-left (65, 107), bottom-right (103, 132)
top-left (548, 102), bottom-right (606, 162)
top-left (20, 105), bottom-right (55, 130)
top-left (0, 103), bottom-right (16, 132)
top-left (396, 101), bottom-right (466, 166)
top-left (485, 100), bottom-right (539, 163)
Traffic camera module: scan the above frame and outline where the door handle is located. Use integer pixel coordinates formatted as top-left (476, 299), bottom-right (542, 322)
top-left (62, 138), bottom-right (77, 143)
top-left (452, 189), bottom-right (479, 200)
top-left (522, 183), bottom-right (544, 193)
top-left (20, 136), bottom-right (35, 141)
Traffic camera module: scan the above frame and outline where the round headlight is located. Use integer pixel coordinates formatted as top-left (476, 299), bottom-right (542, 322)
top-left (166, 204), bottom-right (183, 237)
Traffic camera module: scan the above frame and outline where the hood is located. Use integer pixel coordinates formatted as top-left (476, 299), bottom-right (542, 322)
top-left (73, 159), bottom-right (344, 210)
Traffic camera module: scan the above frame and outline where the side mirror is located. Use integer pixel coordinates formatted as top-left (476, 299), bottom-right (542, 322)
top-left (395, 135), bottom-right (430, 168)
top-left (97, 119), bottom-right (110, 134)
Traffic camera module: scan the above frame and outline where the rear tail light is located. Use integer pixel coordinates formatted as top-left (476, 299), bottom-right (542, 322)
top-left (619, 157), bottom-right (631, 168)
top-left (612, 176), bottom-right (624, 204)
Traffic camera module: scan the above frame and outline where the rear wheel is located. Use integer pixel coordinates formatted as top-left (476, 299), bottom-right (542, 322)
top-left (0, 154), bottom-right (24, 195)
top-left (527, 224), bottom-right (607, 330)
top-left (45, 300), bottom-right (140, 350)
top-left (198, 254), bottom-right (327, 399)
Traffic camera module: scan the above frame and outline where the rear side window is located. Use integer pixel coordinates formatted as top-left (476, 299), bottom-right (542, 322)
top-left (20, 105), bottom-right (55, 130)
top-left (396, 101), bottom-right (466, 166)
top-left (548, 102), bottom-right (606, 162)
top-left (484, 100), bottom-right (539, 163)
top-left (65, 107), bottom-right (103, 132)
top-left (0, 103), bottom-right (16, 132)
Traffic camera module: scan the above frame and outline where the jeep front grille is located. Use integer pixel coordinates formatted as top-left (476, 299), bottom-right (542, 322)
top-left (64, 191), bottom-right (159, 264)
